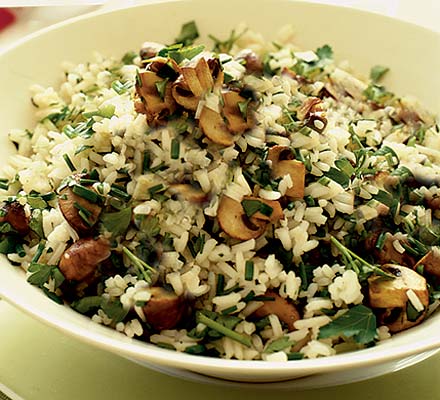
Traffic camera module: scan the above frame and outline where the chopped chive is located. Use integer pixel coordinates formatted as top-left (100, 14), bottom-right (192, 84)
top-left (170, 138), bottom-right (180, 159)
top-left (245, 260), bottom-right (254, 281)
top-left (216, 274), bottom-right (225, 295)
top-left (287, 352), bottom-right (304, 360)
top-left (79, 178), bottom-right (98, 186)
top-left (150, 162), bottom-right (167, 173)
top-left (63, 154), bottom-right (76, 172)
top-left (78, 210), bottom-right (93, 226)
top-left (73, 202), bottom-right (92, 217)
top-left (110, 185), bottom-right (131, 201)
top-left (72, 185), bottom-right (99, 203)
top-left (416, 264), bottom-right (425, 276)
top-left (15, 243), bottom-right (26, 258)
top-left (259, 203), bottom-right (273, 217)
top-left (221, 305), bottom-right (238, 315)
top-left (252, 295), bottom-right (276, 301)
top-left (148, 184), bottom-right (164, 196)
top-left (142, 152), bottom-right (151, 173)
top-left (196, 312), bottom-right (252, 347)
top-left (31, 241), bottom-right (46, 263)
top-left (375, 232), bottom-right (387, 250)
top-left (0, 180), bottom-right (9, 190)
top-left (40, 192), bottom-right (56, 201)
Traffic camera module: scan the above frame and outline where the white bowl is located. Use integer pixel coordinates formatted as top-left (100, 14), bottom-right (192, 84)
top-left (0, 0), bottom-right (439, 384)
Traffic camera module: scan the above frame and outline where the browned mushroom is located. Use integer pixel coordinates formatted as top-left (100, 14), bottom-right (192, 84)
top-left (413, 249), bottom-right (440, 279)
top-left (135, 69), bottom-right (177, 126)
top-left (364, 232), bottom-right (416, 268)
top-left (142, 286), bottom-right (187, 330)
top-left (59, 236), bottom-right (111, 281)
top-left (171, 75), bottom-right (200, 111)
top-left (199, 106), bottom-right (236, 146)
top-left (267, 145), bottom-right (305, 199)
top-left (368, 264), bottom-right (429, 333)
top-left (0, 202), bottom-right (29, 235)
top-left (296, 97), bottom-right (322, 121)
top-left (139, 42), bottom-right (164, 60)
top-left (222, 90), bottom-right (253, 134)
top-left (217, 195), bottom-right (282, 241)
top-left (59, 186), bottom-right (102, 235)
top-left (168, 184), bottom-right (209, 203)
top-left (252, 290), bottom-right (300, 331)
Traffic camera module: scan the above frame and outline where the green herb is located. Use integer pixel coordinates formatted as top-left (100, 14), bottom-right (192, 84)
top-left (375, 232), bottom-right (387, 250)
top-left (168, 45), bottom-right (205, 64)
top-left (241, 199), bottom-right (273, 218)
top-left (170, 138), bottom-right (180, 159)
top-left (221, 306), bottom-right (238, 315)
top-left (15, 243), bottom-right (26, 258)
top-left (196, 312), bottom-right (252, 347)
top-left (237, 98), bottom-right (251, 120)
top-left (0, 179), bottom-right (8, 190)
top-left (370, 65), bottom-right (389, 83)
top-left (74, 144), bottom-right (93, 155)
top-left (169, 119), bottom-right (189, 135)
top-left (82, 104), bottom-right (115, 119)
top-left (122, 246), bottom-right (156, 283)
top-left (184, 344), bottom-right (206, 355)
top-left (155, 78), bottom-right (169, 100)
top-left (31, 241), bottom-right (46, 263)
top-left (316, 44), bottom-right (333, 59)
top-left (245, 260), bottom-right (254, 281)
top-left (216, 274), bottom-right (225, 295)
top-left (263, 336), bottom-right (295, 354)
top-left (72, 296), bottom-right (103, 313)
top-left (319, 304), bottom-right (377, 344)
top-left (74, 202), bottom-right (93, 226)
top-left (142, 152), bottom-right (151, 173)
top-left (43, 105), bottom-right (71, 126)
top-left (0, 237), bottom-right (16, 254)
top-left (109, 184), bottom-right (131, 202)
top-left (209, 28), bottom-right (247, 53)
top-left (27, 196), bottom-right (47, 210)
top-left (43, 287), bottom-right (63, 304)
top-left (363, 84), bottom-right (394, 105)
top-left (111, 80), bottom-right (133, 95)
top-left (122, 51), bottom-right (137, 65)
top-left (188, 233), bottom-right (206, 258)
top-left (406, 300), bottom-right (424, 322)
top-left (27, 263), bottom-right (64, 289)
top-left (63, 154), bottom-right (76, 172)
top-left (330, 236), bottom-right (395, 281)
top-left (148, 184), bottom-right (164, 196)
top-left (174, 21), bottom-right (199, 46)
top-left (100, 207), bottom-right (132, 236)
top-left (287, 352), bottom-right (304, 360)
top-left (101, 298), bottom-right (129, 324)
top-left (63, 119), bottom-right (94, 139)
top-left (72, 184), bottom-right (99, 203)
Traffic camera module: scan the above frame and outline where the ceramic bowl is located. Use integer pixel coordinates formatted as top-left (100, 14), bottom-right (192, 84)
top-left (0, 0), bottom-right (439, 384)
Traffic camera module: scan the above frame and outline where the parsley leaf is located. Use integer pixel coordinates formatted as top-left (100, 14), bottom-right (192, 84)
top-left (263, 336), bottom-right (295, 353)
top-left (316, 44), bottom-right (333, 60)
top-left (318, 304), bottom-right (377, 344)
top-left (174, 21), bottom-right (199, 46)
top-left (100, 207), bottom-right (132, 237)
top-left (370, 65), bottom-right (389, 83)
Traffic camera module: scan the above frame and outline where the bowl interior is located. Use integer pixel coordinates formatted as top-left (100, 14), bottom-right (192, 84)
top-left (0, 0), bottom-right (439, 382)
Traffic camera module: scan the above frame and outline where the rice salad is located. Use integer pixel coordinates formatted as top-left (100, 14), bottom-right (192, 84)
top-left (1, 22), bottom-right (440, 361)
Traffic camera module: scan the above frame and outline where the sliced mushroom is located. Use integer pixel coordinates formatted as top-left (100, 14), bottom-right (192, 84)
top-left (59, 236), bottom-right (111, 281)
top-left (171, 75), bottom-right (200, 111)
top-left (368, 264), bottom-right (429, 332)
top-left (252, 290), bottom-right (300, 331)
top-left (413, 248), bottom-right (440, 279)
top-left (135, 70), bottom-right (177, 126)
top-left (267, 145), bottom-right (305, 199)
top-left (199, 106), bottom-right (236, 146)
top-left (244, 196), bottom-right (283, 225)
top-left (364, 232), bottom-right (416, 268)
top-left (142, 286), bottom-right (187, 331)
top-left (217, 196), bottom-right (282, 241)
top-left (169, 183), bottom-right (209, 203)
top-left (0, 202), bottom-right (29, 235)
top-left (222, 90), bottom-right (253, 134)
top-left (296, 97), bottom-right (322, 121)
top-left (59, 187), bottom-right (102, 234)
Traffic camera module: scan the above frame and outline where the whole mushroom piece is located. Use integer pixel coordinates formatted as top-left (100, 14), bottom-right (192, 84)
top-left (368, 264), bottom-right (429, 333)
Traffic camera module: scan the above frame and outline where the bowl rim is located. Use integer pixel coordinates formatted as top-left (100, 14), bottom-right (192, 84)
top-left (0, 0), bottom-right (440, 379)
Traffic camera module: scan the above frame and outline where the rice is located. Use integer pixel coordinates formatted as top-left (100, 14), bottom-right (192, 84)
top-left (2, 21), bottom-right (439, 362)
